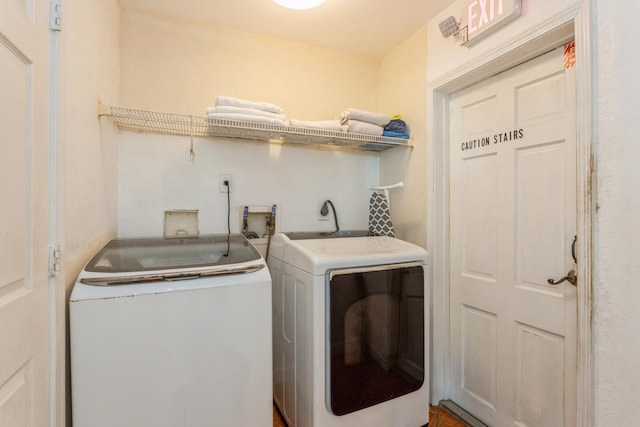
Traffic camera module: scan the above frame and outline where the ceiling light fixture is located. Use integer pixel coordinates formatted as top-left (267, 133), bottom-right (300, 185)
top-left (273, 0), bottom-right (325, 10)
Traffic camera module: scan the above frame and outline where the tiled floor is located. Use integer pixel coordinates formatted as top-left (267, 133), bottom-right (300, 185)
top-left (273, 403), bottom-right (469, 426)
top-left (429, 405), bottom-right (470, 427)
top-left (273, 403), bottom-right (286, 427)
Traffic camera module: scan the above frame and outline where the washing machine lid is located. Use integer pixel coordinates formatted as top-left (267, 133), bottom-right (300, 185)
top-left (71, 234), bottom-right (269, 300)
top-left (85, 234), bottom-right (258, 272)
top-left (76, 234), bottom-right (264, 285)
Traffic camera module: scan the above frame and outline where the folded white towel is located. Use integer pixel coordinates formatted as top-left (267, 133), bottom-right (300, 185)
top-left (289, 119), bottom-right (345, 132)
top-left (206, 106), bottom-right (286, 120)
top-left (208, 112), bottom-right (287, 126)
top-left (346, 120), bottom-right (383, 136)
top-left (338, 108), bottom-right (390, 127)
top-left (215, 96), bottom-right (284, 114)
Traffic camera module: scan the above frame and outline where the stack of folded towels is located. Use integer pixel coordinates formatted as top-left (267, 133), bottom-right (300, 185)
top-left (339, 108), bottom-right (389, 136)
top-left (289, 118), bottom-right (345, 132)
top-left (206, 96), bottom-right (287, 126)
top-left (338, 108), bottom-right (410, 139)
top-left (382, 115), bottom-right (410, 139)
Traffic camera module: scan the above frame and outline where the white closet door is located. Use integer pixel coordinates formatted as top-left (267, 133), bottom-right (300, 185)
top-left (0, 1), bottom-right (52, 426)
top-left (449, 47), bottom-right (577, 427)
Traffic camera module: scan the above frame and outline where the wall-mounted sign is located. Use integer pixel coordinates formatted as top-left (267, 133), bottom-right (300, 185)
top-left (460, 0), bottom-right (522, 46)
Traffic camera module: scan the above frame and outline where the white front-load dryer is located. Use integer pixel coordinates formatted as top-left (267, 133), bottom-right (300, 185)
top-left (268, 231), bottom-right (430, 427)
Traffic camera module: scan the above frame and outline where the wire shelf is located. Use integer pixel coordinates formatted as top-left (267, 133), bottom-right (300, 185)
top-left (101, 106), bottom-right (411, 152)
top-left (207, 117), bottom-right (286, 142)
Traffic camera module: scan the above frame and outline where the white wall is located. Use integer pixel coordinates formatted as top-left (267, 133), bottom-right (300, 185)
top-left (63, 0), bottom-right (120, 280)
top-left (120, 12), bottom-right (380, 119)
top-left (62, 0), bottom-right (120, 424)
top-left (118, 132), bottom-right (378, 236)
top-left (593, 2), bottom-right (640, 424)
top-left (117, 12), bottom-right (383, 236)
top-left (427, 0), bottom-right (640, 424)
top-left (379, 26), bottom-right (428, 248)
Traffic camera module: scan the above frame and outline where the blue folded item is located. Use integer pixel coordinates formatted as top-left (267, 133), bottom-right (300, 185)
top-left (382, 130), bottom-right (410, 139)
top-left (384, 119), bottom-right (408, 133)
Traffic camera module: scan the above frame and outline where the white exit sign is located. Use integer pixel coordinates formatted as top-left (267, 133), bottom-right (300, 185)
top-left (461, 0), bottom-right (522, 46)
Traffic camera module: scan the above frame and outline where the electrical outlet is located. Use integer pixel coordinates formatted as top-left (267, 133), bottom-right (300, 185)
top-left (219, 173), bottom-right (232, 193)
top-left (318, 201), bottom-right (329, 221)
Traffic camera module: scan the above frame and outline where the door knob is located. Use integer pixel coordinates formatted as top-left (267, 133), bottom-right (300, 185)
top-left (547, 268), bottom-right (577, 286)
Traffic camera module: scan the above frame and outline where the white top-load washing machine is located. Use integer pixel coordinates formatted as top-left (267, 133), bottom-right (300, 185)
top-left (268, 231), bottom-right (430, 427)
top-left (70, 234), bottom-right (272, 427)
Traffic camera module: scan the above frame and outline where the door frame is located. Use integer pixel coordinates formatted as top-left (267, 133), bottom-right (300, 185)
top-left (426, 2), bottom-right (595, 426)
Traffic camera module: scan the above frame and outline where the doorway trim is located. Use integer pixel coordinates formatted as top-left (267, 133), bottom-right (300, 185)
top-left (426, 1), bottom-right (595, 426)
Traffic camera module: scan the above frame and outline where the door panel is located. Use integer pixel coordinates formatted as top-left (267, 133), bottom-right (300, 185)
top-left (0, 1), bottom-right (51, 426)
top-left (516, 73), bottom-right (565, 126)
top-left (449, 47), bottom-right (576, 427)
top-left (461, 153), bottom-right (498, 281)
top-left (0, 43), bottom-right (29, 301)
top-left (516, 142), bottom-right (566, 290)
top-left (0, 363), bottom-right (32, 427)
top-left (515, 324), bottom-right (564, 427)
top-left (461, 305), bottom-right (497, 410)
top-left (463, 96), bottom-right (498, 136)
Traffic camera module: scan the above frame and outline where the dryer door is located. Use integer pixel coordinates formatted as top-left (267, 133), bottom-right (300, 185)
top-left (327, 262), bottom-right (425, 416)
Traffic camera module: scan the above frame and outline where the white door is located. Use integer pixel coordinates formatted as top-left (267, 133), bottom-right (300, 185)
top-left (0, 1), bottom-right (52, 426)
top-left (448, 47), bottom-right (577, 427)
